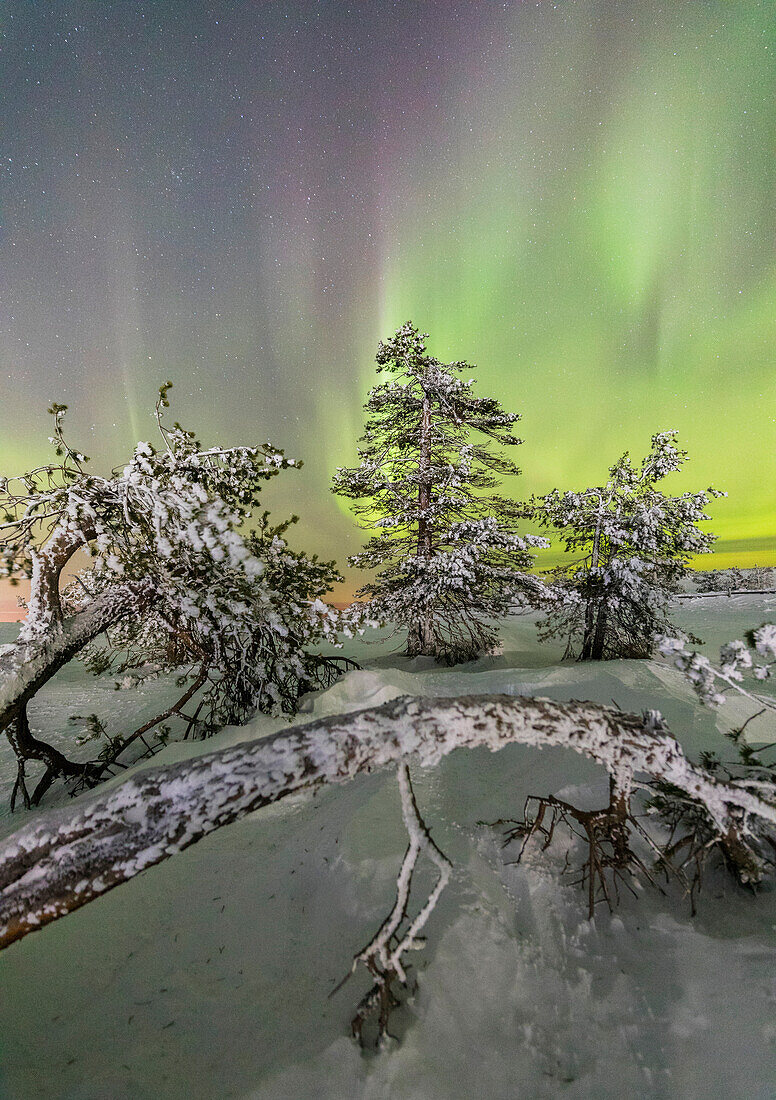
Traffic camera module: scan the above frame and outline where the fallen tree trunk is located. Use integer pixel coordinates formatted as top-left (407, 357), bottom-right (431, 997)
top-left (1, 692), bottom-right (774, 951)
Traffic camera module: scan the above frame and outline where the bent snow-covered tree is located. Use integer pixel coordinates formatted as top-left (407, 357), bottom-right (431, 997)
top-left (0, 385), bottom-right (350, 809)
top-left (332, 322), bottom-right (547, 663)
top-left (527, 431), bottom-right (723, 661)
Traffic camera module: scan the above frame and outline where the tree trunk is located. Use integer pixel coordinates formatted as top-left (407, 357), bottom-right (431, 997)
top-left (580, 500), bottom-right (605, 661)
top-left (580, 577), bottom-right (608, 660)
top-left (581, 596), bottom-right (597, 660)
top-left (0, 578), bottom-right (157, 785)
top-left (589, 599), bottom-right (608, 660)
top-left (18, 523), bottom-right (96, 644)
top-left (409, 390), bottom-right (435, 656)
top-left (0, 509), bottom-right (158, 802)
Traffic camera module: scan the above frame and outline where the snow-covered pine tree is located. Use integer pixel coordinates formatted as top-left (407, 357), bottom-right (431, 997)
top-left (527, 431), bottom-right (723, 660)
top-left (332, 322), bottom-right (547, 663)
top-left (0, 385), bottom-right (354, 808)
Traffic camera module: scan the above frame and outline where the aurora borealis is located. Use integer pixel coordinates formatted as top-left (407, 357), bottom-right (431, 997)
top-left (1, 1), bottom-right (774, 610)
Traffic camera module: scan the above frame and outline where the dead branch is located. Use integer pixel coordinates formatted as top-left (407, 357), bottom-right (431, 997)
top-left (344, 762), bottom-right (452, 1045)
top-left (87, 661), bottom-right (210, 786)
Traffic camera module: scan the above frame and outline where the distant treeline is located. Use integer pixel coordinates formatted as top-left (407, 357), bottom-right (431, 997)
top-left (688, 565), bottom-right (776, 593)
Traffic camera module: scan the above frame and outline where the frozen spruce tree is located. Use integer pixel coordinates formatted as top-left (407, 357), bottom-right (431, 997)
top-left (0, 384), bottom-right (354, 809)
top-left (332, 322), bottom-right (547, 663)
top-left (527, 431), bottom-right (723, 661)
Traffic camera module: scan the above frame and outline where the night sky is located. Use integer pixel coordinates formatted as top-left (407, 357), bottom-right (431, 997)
top-left (2, 0), bottom-right (774, 609)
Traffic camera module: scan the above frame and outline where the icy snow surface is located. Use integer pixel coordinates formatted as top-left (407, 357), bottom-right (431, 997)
top-left (0, 596), bottom-right (774, 1099)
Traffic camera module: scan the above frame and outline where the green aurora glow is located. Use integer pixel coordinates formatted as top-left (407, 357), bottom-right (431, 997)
top-left (365, 3), bottom-right (775, 578)
top-left (1, 1), bottom-right (773, 610)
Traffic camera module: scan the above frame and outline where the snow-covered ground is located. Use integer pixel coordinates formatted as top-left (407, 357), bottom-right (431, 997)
top-left (0, 595), bottom-right (774, 1099)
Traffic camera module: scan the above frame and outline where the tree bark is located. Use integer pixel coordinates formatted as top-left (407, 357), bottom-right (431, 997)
top-left (409, 390), bottom-right (435, 656)
top-left (1, 691), bottom-right (773, 952)
top-left (580, 577), bottom-right (607, 661)
top-left (580, 497), bottom-right (605, 661)
top-left (0, 577), bottom-right (157, 750)
top-left (18, 523), bottom-right (96, 643)
top-left (589, 599), bottom-right (608, 661)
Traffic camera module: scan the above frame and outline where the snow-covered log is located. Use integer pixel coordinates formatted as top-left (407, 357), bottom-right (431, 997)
top-left (1, 693), bottom-right (775, 951)
top-left (676, 589), bottom-right (776, 599)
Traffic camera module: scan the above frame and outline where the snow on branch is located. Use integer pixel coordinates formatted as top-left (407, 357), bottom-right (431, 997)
top-left (1, 692), bottom-right (775, 951)
top-left (346, 762), bottom-right (453, 1044)
top-left (659, 624), bottom-right (775, 711)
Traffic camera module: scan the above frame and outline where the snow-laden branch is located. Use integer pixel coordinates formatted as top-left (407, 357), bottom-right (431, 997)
top-left (0, 389), bottom-right (352, 805)
top-left (659, 625), bottom-right (775, 711)
top-left (1, 692), bottom-right (775, 951)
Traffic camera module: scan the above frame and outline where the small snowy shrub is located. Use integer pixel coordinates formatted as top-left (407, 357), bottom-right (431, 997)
top-left (527, 431), bottom-right (723, 660)
top-left (691, 566), bottom-right (776, 593)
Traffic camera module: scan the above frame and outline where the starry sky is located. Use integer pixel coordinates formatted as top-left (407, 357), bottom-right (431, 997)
top-left (1, 0), bottom-right (774, 612)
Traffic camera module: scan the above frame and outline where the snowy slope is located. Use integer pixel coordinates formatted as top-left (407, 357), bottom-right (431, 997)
top-left (0, 596), bottom-right (774, 1099)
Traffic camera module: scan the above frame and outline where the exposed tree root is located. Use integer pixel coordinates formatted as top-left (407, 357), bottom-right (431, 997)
top-left (493, 774), bottom-right (776, 920)
top-left (647, 782), bottom-right (775, 914)
top-left (493, 782), bottom-right (677, 919)
top-left (6, 706), bottom-right (97, 810)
